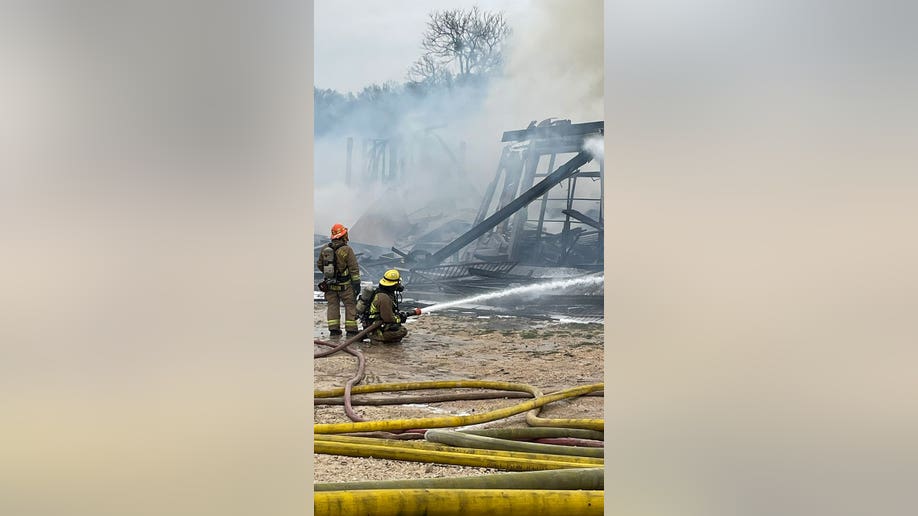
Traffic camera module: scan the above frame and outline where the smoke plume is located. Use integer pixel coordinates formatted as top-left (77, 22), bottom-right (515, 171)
top-left (313, 1), bottom-right (605, 241)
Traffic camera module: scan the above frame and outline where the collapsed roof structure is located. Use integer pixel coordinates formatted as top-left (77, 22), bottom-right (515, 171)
top-left (317, 119), bottom-right (604, 313)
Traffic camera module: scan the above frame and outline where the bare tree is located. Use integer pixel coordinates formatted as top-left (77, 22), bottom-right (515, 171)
top-left (410, 6), bottom-right (511, 84)
top-left (408, 54), bottom-right (452, 87)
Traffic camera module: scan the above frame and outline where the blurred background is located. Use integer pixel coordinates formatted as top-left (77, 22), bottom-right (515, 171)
top-left (605, 1), bottom-right (918, 515)
top-left (1, 2), bottom-right (314, 515)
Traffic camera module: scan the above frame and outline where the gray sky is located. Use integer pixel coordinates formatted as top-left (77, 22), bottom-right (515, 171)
top-left (314, 0), bottom-right (532, 93)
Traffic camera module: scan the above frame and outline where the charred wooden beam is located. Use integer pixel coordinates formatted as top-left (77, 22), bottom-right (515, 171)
top-left (422, 150), bottom-right (593, 267)
top-left (501, 121), bottom-right (604, 143)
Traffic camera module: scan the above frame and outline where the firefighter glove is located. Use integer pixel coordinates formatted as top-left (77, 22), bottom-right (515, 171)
top-left (351, 281), bottom-right (361, 296)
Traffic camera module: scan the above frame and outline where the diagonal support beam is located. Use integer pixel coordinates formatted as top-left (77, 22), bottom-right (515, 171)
top-left (423, 150), bottom-right (593, 267)
top-left (562, 209), bottom-right (604, 231)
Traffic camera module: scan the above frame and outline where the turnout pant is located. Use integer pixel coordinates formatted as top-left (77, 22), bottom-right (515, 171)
top-left (324, 287), bottom-right (358, 332)
top-left (369, 324), bottom-right (408, 345)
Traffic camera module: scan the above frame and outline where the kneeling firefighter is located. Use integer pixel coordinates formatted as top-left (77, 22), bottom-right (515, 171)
top-left (362, 269), bottom-right (421, 345)
top-left (316, 223), bottom-right (361, 336)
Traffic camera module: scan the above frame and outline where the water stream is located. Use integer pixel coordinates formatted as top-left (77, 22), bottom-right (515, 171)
top-left (420, 274), bottom-right (604, 314)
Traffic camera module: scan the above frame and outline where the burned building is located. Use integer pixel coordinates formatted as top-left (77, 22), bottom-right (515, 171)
top-left (317, 119), bottom-right (604, 314)
top-left (415, 119), bottom-right (603, 268)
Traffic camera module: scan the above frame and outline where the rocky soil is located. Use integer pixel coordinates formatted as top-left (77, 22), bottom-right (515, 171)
top-left (313, 304), bottom-right (604, 484)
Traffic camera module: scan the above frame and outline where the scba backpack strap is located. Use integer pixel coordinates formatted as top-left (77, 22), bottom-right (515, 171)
top-left (320, 245), bottom-right (337, 282)
top-left (355, 286), bottom-right (378, 326)
top-left (333, 246), bottom-right (351, 283)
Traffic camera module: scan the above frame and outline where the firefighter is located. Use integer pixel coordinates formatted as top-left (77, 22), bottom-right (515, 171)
top-left (316, 223), bottom-right (361, 336)
top-left (366, 269), bottom-right (414, 345)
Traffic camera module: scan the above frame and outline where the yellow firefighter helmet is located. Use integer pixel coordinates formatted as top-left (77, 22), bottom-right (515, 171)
top-left (379, 269), bottom-right (401, 287)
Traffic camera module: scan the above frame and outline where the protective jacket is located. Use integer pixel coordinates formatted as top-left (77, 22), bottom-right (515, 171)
top-left (369, 290), bottom-right (404, 328)
top-left (317, 239), bottom-right (360, 291)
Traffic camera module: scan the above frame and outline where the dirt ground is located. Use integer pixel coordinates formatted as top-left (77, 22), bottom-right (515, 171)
top-left (313, 303), bottom-right (604, 483)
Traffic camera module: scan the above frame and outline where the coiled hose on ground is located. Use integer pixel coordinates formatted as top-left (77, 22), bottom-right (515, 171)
top-left (314, 321), bottom-right (383, 422)
top-left (315, 381), bottom-right (603, 434)
top-left (314, 327), bottom-right (605, 515)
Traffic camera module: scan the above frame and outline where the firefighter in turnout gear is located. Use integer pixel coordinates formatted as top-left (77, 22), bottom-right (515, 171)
top-left (367, 269), bottom-right (414, 345)
top-left (317, 223), bottom-right (361, 336)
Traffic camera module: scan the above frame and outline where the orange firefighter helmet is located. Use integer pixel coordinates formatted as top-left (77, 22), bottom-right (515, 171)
top-left (330, 223), bottom-right (348, 240)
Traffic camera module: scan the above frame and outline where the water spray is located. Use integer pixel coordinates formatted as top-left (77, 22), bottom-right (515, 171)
top-left (421, 275), bottom-right (604, 314)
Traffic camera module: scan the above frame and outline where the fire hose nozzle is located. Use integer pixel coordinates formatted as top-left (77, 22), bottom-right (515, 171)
top-left (399, 308), bottom-right (423, 321)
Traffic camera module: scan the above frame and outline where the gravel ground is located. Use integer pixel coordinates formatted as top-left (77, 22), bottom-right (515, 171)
top-left (313, 304), bottom-right (604, 484)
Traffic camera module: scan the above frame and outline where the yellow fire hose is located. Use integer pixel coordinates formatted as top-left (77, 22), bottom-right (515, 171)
top-left (315, 390), bottom-right (533, 406)
top-left (314, 382), bottom-right (603, 434)
top-left (313, 467), bottom-right (603, 491)
top-left (315, 434), bottom-right (603, 465)
top-left (313, 380), bottom-right (605, 514)
top-left (517, 384), bottom-right (605, 431)
top-left (315, 379), bottom-right (603, 431)
top-left (526, 411), bottom-right (604, 431)
top-left (314, 489), bottom-right (604, 516)
top-left (314, 439), bottom-right (599, 471)
top-left (314, 379), bottom-right (539, 399)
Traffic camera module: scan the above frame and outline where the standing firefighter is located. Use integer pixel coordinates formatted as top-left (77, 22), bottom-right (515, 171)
top-left (362, 269), bottom-right (420, 345)
top-left (317, 223), bottom-right (361, 336)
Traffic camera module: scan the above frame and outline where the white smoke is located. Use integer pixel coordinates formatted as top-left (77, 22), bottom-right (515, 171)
top-left (314, 1), bottom-right (605, 238)
top-left (478, 0), bottom-right (604, 127)
top-left (583, 135), bottom-right (605, 161)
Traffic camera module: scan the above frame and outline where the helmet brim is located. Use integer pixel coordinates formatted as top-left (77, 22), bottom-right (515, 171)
top-left (379, 278), bottom-right (399, 287)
